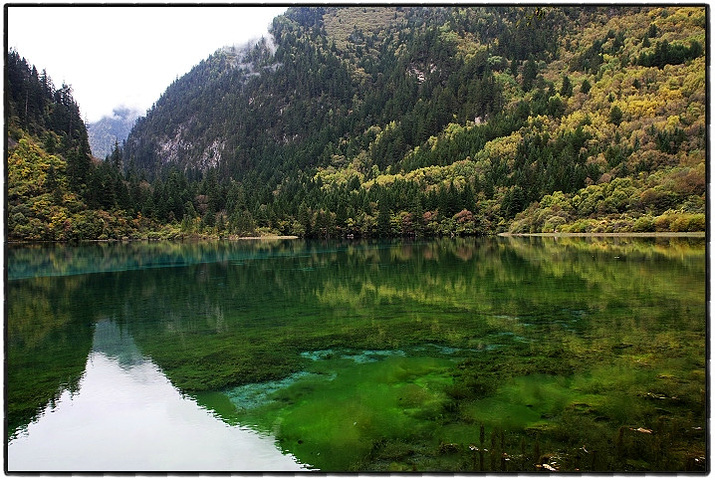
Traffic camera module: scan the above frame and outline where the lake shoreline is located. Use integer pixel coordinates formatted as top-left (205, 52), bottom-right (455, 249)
top-left (499, 232), bottom-right (706, 238)
top-left (7, 232), bottom-right (706, 245)
top-left (230, 235), bottom-right (300, 240)
top-left (5, 235), bottom-right (301, 245)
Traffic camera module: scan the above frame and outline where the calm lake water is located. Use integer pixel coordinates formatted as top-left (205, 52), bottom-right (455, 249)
top-left (6, 237), bottom-right (707, 472)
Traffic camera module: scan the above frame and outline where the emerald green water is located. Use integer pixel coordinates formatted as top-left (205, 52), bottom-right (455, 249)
top-left (6, 237), bottom-right (707, 472)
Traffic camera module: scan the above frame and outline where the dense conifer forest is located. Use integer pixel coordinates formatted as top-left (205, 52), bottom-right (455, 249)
top-left (6, 6), bottom-right (706, 241)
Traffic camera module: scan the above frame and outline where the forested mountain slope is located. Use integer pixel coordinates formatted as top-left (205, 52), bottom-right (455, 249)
top-left (7, 51), bottom-right (170, 241)
top-left (8, 6), bottom-right (706, 240)
top-left (123, 6), bottom-right (706, 237)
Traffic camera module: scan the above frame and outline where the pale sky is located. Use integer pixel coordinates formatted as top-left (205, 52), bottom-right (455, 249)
top-left (7, 5), bottom-right (288, 122)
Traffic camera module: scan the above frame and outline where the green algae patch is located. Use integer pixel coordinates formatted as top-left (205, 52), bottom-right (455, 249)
top-left (462, 375), bottom-right (576, 430)
top-left (202, 352), bottom-right (456, 471)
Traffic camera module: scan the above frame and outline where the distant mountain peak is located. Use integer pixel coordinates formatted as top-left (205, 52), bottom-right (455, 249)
top-left (88, 106), bottom-right (143, 159)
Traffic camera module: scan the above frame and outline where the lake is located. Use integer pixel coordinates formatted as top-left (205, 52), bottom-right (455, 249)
top-left (6, 236), bottom-right (707, 472)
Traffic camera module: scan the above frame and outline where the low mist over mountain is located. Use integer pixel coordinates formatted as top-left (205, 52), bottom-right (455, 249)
top-left (88, 106), bottom-right (142, 159)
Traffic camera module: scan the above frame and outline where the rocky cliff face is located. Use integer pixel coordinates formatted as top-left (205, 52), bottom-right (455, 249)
top-left (123, 36), bottom-right (279, 177)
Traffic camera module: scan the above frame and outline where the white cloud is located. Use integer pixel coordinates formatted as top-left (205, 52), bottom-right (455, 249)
top-left (7, 5), bottom-right (287, 122)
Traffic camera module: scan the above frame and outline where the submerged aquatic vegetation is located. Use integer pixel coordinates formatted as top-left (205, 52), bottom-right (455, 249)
top-left (6, 237), bottom-right (706, 471)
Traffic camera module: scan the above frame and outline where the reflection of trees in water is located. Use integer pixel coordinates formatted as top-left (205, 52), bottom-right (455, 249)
top-left (7, 239), bottom-right (307, 280)
top-left (7, 236), bottom-right (704, 279)
top-left (104, 237), bottom-right (705, 393)
top-left (7, 275), bottom-right (93, 437)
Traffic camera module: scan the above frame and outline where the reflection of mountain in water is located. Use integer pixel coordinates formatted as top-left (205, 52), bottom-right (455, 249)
top-left (7, 238), bottom-right (706, 472)
top-left (91, 319), bottom-right (145, 369)
top-left (6, 273), bottom-right (94, 439)
top-left (7, 319), bottom-right (309, 472)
